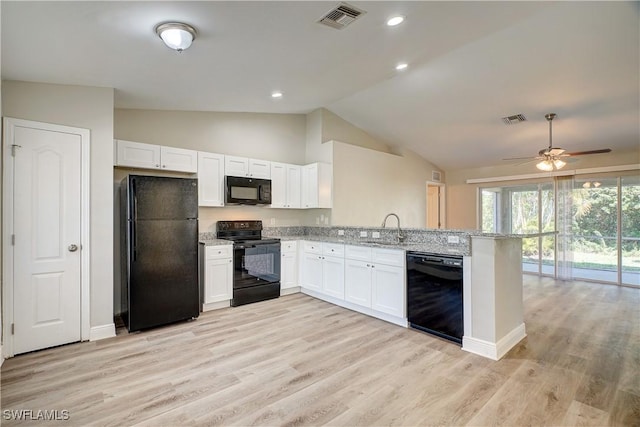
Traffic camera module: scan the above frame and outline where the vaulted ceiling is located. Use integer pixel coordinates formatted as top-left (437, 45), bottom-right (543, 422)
top-left (2, 1), bottom-right (638, 170)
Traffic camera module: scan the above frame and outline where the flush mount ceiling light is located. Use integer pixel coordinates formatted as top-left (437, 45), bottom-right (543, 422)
top-left (387, 15), bottom-right (405, 26)
top-left (271, 91), bottom-right (283, 99)
top-left (395, 62), bottom-right (408, 71)
top-left (155, 22), bottom-right (197, 52)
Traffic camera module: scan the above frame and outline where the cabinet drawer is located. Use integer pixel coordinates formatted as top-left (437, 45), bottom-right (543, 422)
top-left (345, 245), bottom-right (372, 261)
top-left (282, 240), bottom-right (298, 253)
top-left (323, 242), bottom-right (344, 257)
top-left (206, 245), bottom-right (233, 259)
top-left (303, 241), bottom-right (322, 254)
top-left (372, 248), bottom-right (404, 267)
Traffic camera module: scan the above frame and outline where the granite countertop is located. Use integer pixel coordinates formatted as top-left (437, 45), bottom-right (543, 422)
top-left (200, 238), bottom-right (233, 246)
top-left (269, 235), bottom-right (467, 256)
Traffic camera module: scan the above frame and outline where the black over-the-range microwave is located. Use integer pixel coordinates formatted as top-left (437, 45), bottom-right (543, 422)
top-left (225, 176), bottom-right (272, 205)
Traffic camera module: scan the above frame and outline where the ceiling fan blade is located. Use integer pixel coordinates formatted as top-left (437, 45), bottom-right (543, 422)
top-left (502, 156), bottom-right (536, 161)
top-left (565, 148), bottom-right (612, 156)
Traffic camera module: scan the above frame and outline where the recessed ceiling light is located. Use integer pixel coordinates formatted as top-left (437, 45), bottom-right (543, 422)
top-left (387, 15), bottom-right (405, 26)
top-left (271, 92), bottom-right (283, 98)
top-left (395, 63), bottom-right (408, 71)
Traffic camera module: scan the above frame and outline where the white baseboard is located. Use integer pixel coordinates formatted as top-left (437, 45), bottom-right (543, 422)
top-left (280, 286), bottom-right (300, 296)
top-left (462, 323), bottom-right (527, 360)
top-left (0, 345), bottom-right (4, 367)
top-left (202, 300), bottom-right (231, 312)
top-left (301, 288), bottom-right (407, 328)
top-left (89, 323), bottom-right (116, 341)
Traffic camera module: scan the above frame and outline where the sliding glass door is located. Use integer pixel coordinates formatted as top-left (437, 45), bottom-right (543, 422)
top-left (621, 176), bottom-right (640, 286)
top-left (571, 177), bottom-right (618, 283)
top-left (480, 172), bottom-right (639, 287)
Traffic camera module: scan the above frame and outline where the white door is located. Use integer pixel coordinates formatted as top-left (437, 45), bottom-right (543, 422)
top-left (11, 124), bottom-right (83, 354)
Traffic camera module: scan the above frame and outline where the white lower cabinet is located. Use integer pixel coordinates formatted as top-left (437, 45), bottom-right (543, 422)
top-left (203, 245), bottom-right (233, 310)
top-left (345, 245), bottom-right (406, 318)
top-left (322, 255), bottom-right (345, 299)
top-left (344, 259), bottom-right (372, 307)
top-left (300, 241), bottom-right (345, 298)
top-left (281, 241), bottom-right (298, 291)
top-left (371, 263), bottom-right (405, 317)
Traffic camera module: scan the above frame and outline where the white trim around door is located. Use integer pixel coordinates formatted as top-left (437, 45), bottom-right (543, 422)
top-left (2, 117), bottom-right (91, 358)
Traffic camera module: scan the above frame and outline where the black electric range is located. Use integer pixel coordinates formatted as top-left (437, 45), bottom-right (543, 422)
top-left (216, 220), bottom-right (281, 306)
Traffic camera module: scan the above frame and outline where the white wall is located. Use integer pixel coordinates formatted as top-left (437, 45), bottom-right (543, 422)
top-left (2, 80), bottom-right (115, 331)
top-left (332, 141), bottom-right (443, 227)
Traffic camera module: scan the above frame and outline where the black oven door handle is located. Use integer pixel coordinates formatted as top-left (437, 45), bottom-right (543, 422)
top-left (237, 244), bottom-right (257, 250)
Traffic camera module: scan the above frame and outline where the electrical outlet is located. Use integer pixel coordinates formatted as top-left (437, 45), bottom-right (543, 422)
top-left (372, 231), bottom-right (380, 238)
top-left (360, 231), bottom-right (368, 237)
top-left (448, 235), bottom-right (460, 244)
top-left (337, 230), bottom-right (345, 236)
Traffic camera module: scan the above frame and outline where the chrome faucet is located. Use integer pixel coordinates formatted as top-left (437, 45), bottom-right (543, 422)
top-left (381, 213), bottom-right (405, 243)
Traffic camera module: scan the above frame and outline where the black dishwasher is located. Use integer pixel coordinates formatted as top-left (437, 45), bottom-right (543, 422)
top-left (406, 252), bottom-right (463, 344)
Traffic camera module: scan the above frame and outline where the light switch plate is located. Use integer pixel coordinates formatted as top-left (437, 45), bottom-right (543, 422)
top-left (448, 235), bottom-right (460, 244)
top-left (372, 231), bottom-right (380, 238)
top-left (337, 230), bottom-right (345, 236)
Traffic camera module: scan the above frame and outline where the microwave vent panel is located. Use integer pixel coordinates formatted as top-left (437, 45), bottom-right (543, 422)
top-left (318, 3), bottom-right (366, 29)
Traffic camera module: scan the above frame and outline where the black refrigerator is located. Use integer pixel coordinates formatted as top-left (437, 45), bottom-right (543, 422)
top-left (120, 175), bottom-right (200, 332)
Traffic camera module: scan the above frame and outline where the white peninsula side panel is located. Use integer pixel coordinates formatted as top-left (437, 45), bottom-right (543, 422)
top-left (463, 236), bottom-right (526, 360)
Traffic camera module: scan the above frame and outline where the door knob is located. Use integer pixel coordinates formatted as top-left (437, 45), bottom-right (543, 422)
top-left (68, 244), bottom-right (78, 252)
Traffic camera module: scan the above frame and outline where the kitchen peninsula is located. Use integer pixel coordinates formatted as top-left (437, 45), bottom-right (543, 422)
top-left (201, 225), bottom-right (526, 361)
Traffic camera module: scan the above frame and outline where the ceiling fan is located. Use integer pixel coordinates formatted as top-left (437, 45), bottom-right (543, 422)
top-left (503, 113), bottom-right (612, 171)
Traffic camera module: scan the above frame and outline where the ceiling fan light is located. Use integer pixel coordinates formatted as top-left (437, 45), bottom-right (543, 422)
top-left (553, 159), bottom-right (566, 169)
top-left (156, 22), bottom-right (197, 51)
top-left (536, 160), bottom-right (554, 171)
top-left (583, 182), bottom-right (591, 188)
top-left (594, 182), bottom-right (601, 188)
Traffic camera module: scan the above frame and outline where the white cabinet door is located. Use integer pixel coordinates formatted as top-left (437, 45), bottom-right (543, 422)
top-left (115, 140), bottom-right (161, 169)
top-left (301, 162), bottom-right (332, 208)
top-left (371, 264), bottom-right (405, 317)
top-left (281, 251), bottom-right (298, 290)
top-left (225, 156), bottom-right (271, 178)
top-left (322, 256), bottom-right (345, 299)
top-left (270, 162), bottom-right (287, 208)
top-left (286, 164), bottom-right (302, 208)
top-left (204, 257), bottom-right (233, 304)
top-left (301, 252), bottom-right (323, 292)
top-left (301, 163), bottom-right (318, 208)
top-left (345, 259), bottom-right (372, 307)
top-left (160, 146), bottom-right (198, 172)
top-left (248, 159), bottom-right (271, 179)
top-left (224, 155), bottom-right (249, 177)
top-left (197, 152), bottom-right (225, 207)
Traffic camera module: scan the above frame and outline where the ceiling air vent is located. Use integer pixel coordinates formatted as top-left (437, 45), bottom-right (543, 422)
top-left (318, 3), bottom-right (366, 30)
top-left (502, 114), bottom-right (527, 125)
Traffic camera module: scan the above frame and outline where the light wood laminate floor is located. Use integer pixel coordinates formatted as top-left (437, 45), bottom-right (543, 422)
top-left (2, 276), bottom-right (639, 426)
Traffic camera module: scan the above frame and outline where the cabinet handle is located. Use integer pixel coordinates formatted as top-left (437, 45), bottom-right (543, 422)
top-left (155, 164), bottom-right (160, 168)
top-left (366, 264), bottom-right (370, 267)
top-left (162, 165), bottom-right (166, 168)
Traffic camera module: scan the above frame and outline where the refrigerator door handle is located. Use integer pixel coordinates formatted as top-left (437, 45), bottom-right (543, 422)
top-left (131, 220), bottom-right (137, 261)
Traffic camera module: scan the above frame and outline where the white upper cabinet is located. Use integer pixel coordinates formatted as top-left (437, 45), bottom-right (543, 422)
top-left (160, 146), bottom-right (198, 173)
top-left (270, 162), bottom-right (301, 209)
top-left (224, 155), bottom-right (271, 179)
top-left (115, 140), bottom-right (161, 169)
top-left (302, 162), bottom-right (332, 209)
top-left (197, 152), bottom-right (225, 207)
top-left (115, 140), bottom-right (197, 173)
